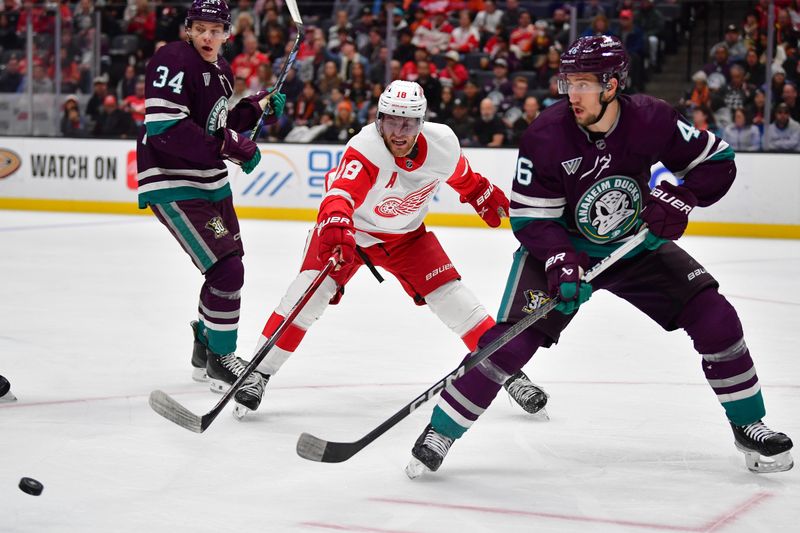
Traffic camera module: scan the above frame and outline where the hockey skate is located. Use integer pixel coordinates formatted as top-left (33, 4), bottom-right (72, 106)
top-left (0, 375), bottom-right (16, 403)
top-left (504, 370), bottom-right (549, 420)
top-left (406, 424), bottom-right (454, 479)
top-left (189, 321), bottom-right (208, 383)
top-left (731, 420), bottom-right (793, 473)
top-left (206, 352), bottom-right (266, 420)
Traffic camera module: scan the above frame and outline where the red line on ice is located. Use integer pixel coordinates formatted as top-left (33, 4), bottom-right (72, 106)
top-left (299, 522), bottom-right (420, 533)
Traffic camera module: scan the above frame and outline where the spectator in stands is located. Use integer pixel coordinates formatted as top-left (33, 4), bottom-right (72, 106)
top-left (459, 79), bottom-right (483, 116)
top-left (439, 50), bottom-right (469, 91)
top-left (501, 0), bottom-right (522, 31)
top-left (637, 0), bottom-right (665, 72)
top-left (723, 107), bottom-right (762, 152)
top-left (549, 8), bottom-right (571, 49)
top-left (450, 9), bottom-right (480, 54)
top-left (344, 60), bottom-right (370, 109)
top-left (483, 57), bottom-right (512, 104)
top-left (155, 2), bottom-right (185, 43)
top-left (749, 88), bottom-right (767, 131)
top-left (537, 45), bottom-right (561, 90)
top-left (541, 75), bottom-right (562, 107)
top-left (510, 95), bottom-right (540, 146)
top-left (683, 70), bottom-right (711, 110)
top-left (232, 32), bottom-right (269, 87)
top-left (764, 102), bottom-right (800, 150)
top-left (704, 44), bottom-right (731, 82)
top-left (769, 66), bottom-right (788, 104)
top-left (227, 76), bottom-right (252, 109)
top-left (265, 27), bottom-right (286, 64)
top-left (433, 85), bottom-right (456, 122)
top-left (18, 62), bottom-right (54, 94)
top-left (357, 81), bottom-right (383, 124)
top-left (712, 64), bottom-right (755, 127)
top-left (353, 7), bottom-right (375, 51)
top-left (446, 97), bottom-right (477, 145)
top-left (500, 75), bottom-right (531, 128)
top-left (327, 9), bottom-right (352, 53)
top-left (475, 97), bottom-right (506, 147)
top-left (126, 0), bottom-right (155, 58)
top-left (400, 47), bottom-right (437, 81)
top-left (121, 75), bottom-right (146, 127)
top-left (783, 81), bottom-right (800, 121)
top-left (743, 12), bottom-right (760, 50)
top-left (338, 37), bottom-right (368, 81)
top-left (249, 62), bottom-right (272, 94)
top-left (329, 99), bottom-right (361, 142)
top-left (509, 10), bottom-right (535, 62)
top-left (330, 0), bottom-right (363, 23)
top-left (414, 9), bottom-right (453, 56)
top-left (368, 45), bottom-right (389, 85)
top-left (293, 81), bottom-right (323, 127)
top-left (361, 27), bottom-right (384, 64)
top-left (615, 9), bottom-right (646, 91)
top-left (390, 6), bottom-right (409, 33)
top-left (85, 73), bottom-right (108, 125)
top-left (228, 11), bottom-right (256, 59)
top-left (0, 12), bottom-right (20, 50)
top-left (710, 24), bottom-right (748, 63)
top-left (93, 94), bottom-right (136, 138)
top-left (691, 104), bottom-right (719, 136)
top-left (72, 0), bottom-right (94, 37)
top-left (484, 29), bottom-right (517, 70)
top-left (318, 60), bottom-right (343, 96)
top-left (582, 14), bottom-right (611, 38)
top-left (16, 0), bottom-right (53, 35)
top-left (743, 48), bottom-right (766, 88)
top-left (474, 0), bottom-right (503, 36)
top-left (0, 55), bottom-right (22, 93)
top-left (416, 59), bottom-right (442, 111)
top-left (60, 95), bottom-right (86, 138)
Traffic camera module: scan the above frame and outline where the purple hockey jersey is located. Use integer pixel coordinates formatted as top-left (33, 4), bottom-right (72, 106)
top-left (136, 41), bottom-right (261, 208)
top-left (509, 94), bottom-right (736, 259)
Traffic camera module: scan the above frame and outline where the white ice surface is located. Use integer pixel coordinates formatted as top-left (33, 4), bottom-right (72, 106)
top-left (1, 211), bottom-right (798, 533)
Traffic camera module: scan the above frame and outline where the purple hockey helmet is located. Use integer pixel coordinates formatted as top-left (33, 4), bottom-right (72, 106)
top-left (186, 0), bottom-right (231, 29)
top-left (559, 35), bottom-right (630, 92)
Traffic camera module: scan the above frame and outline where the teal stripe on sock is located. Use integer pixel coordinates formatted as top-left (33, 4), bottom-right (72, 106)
top-left (722, 389), bottom-right (766, 426)
top-left (160, 202), bottom-right (215, 271)
top-left (206, 328), bottom-right (237, 356)
top-left (431, 405), bottom-right (468, 439)
top-left (497, 248), bottom-right (526, 322)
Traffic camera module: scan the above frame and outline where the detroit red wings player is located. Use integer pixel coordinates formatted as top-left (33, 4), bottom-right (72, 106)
top-left (248, 81), bottom-right (546, 413)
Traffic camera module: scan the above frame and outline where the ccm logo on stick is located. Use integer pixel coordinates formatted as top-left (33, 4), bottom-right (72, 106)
top-left (651, 188), bottom-right (693, 214)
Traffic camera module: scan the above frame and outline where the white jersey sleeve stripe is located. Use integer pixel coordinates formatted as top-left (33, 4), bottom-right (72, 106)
top-left (673, 133), bottom-right (716, 178)
top-left (145, 98), bottom-right (190, 114)
top-left (510, 191), bottom-right (567, 207)
top-left (324, 188), bottom-right (355, 207)
top-left (509, 206), bottom-right (565, 219)
top-left (145, 112), bottom-right (189, 123)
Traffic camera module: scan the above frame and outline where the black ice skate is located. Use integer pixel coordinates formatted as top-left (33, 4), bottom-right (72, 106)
top-left (406, 424), bottom-right (454, 479)
top-left (0, 374), bottom-right (16, 403)
top-left (504, 370), bottom-right (549, 419)
top-left (206, 352), bottom-right (266, 419)
top-left (731, 420), bottom-right (793, 473)
top-left (190, 321), bottom-right (208, 383)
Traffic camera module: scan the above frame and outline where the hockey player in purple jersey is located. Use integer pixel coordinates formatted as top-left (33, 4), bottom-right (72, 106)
top-left (136, 0), bottom-right (286, 417)
top-left (407, 35), bottom-right (793, 476)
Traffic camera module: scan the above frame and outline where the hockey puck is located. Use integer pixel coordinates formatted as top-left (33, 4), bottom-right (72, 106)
top-left (18, 477), bottom-right (43, 496)
top-left (0, 375), bottom-right (10, 396)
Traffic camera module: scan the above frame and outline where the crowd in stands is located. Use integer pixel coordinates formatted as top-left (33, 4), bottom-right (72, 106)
top-left (679, 0), bottom-right (800, 151)
top-left (0, 0), bottom-right (797, 152)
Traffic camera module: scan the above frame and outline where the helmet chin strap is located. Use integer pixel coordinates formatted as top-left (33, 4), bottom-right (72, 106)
top-left (586, 87), bottom-right (616, 126)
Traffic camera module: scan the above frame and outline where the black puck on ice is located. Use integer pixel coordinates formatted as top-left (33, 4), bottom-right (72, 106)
top-left (0, 375), bottom-right (10, 396)
top-left (19, 477), bottom-right (43, 496)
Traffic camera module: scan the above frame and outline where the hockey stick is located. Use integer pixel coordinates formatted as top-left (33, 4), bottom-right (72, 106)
top-left (296, 228), bottom-right (650, 463)
top-left (149, 252), bottom-right (339, 433)
top-left (248, 0), bottom-right (304, 140)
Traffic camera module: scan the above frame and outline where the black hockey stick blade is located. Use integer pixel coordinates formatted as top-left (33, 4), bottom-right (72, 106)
top-left (149, 254), bottom-right (339, 433)
top-left (296, 229), bottom-right (650, 463)
top-left (149, 390), bottom-right (204, 433)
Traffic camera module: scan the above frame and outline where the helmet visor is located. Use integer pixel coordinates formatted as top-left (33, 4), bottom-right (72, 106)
top-left (378, 115), bottom-right (422, 137)
top-left (557, 74), bottom-right (606, 95)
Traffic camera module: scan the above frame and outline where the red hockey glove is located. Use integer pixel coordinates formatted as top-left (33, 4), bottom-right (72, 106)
top-left (317, 212), bottom-right (356, 268)
top-left (218, 128), bottom-right (261, 173)
top-left (640, 181), bottom-right (698, 240)
top-left (545, 248), bottom-right (592, 315)
top-left (460, 175), bottom-right (510, 228)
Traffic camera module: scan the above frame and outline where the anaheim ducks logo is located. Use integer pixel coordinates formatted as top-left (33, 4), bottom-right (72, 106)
top-left (522, 289), bottom-right (551, 315)
top-left (0, 149), bottom-right (22, 179)
top-left (374, 180), bottom-right (438, 218)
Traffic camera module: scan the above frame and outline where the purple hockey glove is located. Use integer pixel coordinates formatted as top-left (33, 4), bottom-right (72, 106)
top-left (545, 248), bottom-right (592, 315)
top-left (218, 128), bottom-right (261, 173)
top-left (640, 181), bottom-right (698, 240)
top-left (244, 88), bottom-right (286, 125)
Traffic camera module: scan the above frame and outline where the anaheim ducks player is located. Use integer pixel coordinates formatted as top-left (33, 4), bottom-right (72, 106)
top-left (249, 81), bottom-right (546, 414)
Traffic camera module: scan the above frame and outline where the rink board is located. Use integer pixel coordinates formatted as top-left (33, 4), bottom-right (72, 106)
top-left (0, 137), bottom-right (798, 238)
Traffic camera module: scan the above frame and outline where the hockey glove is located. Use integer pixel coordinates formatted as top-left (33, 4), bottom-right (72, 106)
top-left (218, 128), bottom-right (261, 174)
top-left (640, 181), bottom-right (697, 240)
top-left (545, 248), bottom-right (592, 315)
top-left (317, 212), bottom-right (356, 268)
top-left (460, 175), bottom-right (510, 228)
top-left (246, 87), bottom-right (287, 124)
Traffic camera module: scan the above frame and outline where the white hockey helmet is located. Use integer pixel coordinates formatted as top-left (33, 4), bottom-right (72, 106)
top-left (377, 80), bottom-right (427, 119)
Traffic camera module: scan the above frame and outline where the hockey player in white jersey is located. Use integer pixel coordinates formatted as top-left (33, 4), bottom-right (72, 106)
top-left (249, 81), bottom-right (546, 414)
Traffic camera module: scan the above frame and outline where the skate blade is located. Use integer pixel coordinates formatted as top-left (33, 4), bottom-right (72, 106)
top-left (405, 457), bottom-right (430, 479)
top-left (208, 379), bottom-right (228, 394)
top-left (530, 406), bottom-right (550, 421)
top-left (0, 392), bottom-right (17, 403)
top-left (736, 443), bottom-right (794, 473)
top-left (232, 404), bottom-right (250, 420)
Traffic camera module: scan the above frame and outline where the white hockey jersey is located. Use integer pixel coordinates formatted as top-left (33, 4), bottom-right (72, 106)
top-left (321, 122), bottom-right (481, 247)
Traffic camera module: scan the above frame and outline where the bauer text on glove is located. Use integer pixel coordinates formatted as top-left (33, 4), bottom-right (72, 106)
top-left (460, 176), bottom-right (510, 228)
top-left (640, 181), bottom-right (698, 240)
top-left (317, 213), bottom-right (356, 267)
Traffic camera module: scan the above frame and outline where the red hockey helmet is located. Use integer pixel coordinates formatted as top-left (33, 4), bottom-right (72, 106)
top-left (558, 35), bottom-right (630, 93)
